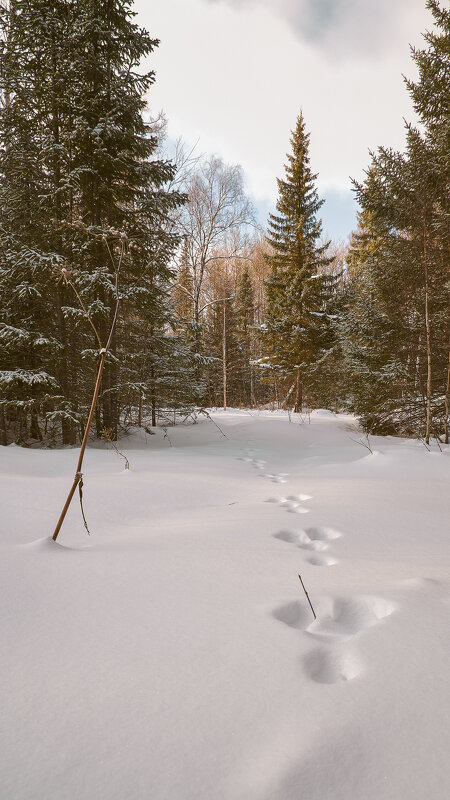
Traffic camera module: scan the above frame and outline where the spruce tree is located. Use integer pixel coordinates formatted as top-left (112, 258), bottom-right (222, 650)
top-left (407, 0), bottom-right (450, 441)
top-left (264, 111), bottom-right (333, 411)
top-left (0, 0), bottom-right (184, 444)
top-left (349, 0), bottom-right (449, 442)
top-left (0, 0), bottom-right (75, 444)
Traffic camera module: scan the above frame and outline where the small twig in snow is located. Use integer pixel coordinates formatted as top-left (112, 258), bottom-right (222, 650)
top-left (162, 426), bottom-right (172, 447)
top-left (198, 408), bottom-right (228, 439)
top-left (101, 427), bottom-right (130, 469)
top-left (349, 433), bottom-right (373, 454)
top-left (298, 573), bottom-right (316, 620)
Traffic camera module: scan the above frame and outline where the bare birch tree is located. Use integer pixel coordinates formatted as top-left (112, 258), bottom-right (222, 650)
top-left (176, 155), bottom-right (255, 360)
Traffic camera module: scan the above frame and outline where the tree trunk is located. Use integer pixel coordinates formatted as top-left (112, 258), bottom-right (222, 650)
top-left (56, 289), bottom-right (76, 444)
top-left (150, 362), bottom-right (156, 427)
top-left (294, 367), bottom-right (302, 413)
top-left (250, 361), bottom-right (255, 407)
top-left (423, 212), bottom-right (432, 445)
top-left (101, 319), bottom-right (118, 438)
top-left (0, 408), bottom-right (7, 446)
top-left (282, 381), bottom-right (296, 409)
top-left (222, 300), bottom-right (227, 410)
top-left (30, 412), bottom-right (42, 441)
top-left (51, 32), bottom-right (76, 446)
top-left (95, 400), bottom-right (102, 438)
top-left (444, 339), bottom-right (450, 445)
top-left (194, 295), bottom-right (202, 386)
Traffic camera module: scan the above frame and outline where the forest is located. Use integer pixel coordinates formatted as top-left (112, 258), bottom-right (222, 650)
top-left (0, 0), bottom-right (448, 448)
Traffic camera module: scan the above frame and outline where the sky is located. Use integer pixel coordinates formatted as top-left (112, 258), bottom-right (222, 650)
top-left (134, 0), bottom-right (433, 241)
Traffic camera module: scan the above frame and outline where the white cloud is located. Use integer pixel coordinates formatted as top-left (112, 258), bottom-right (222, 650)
top-left (203, 0), bottom-right (429, 59)
top-left (134, 0), bottom-right (433, 237)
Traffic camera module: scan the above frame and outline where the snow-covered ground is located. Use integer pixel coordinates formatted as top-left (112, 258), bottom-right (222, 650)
top-left (1, 409), bottom-right (449, 800)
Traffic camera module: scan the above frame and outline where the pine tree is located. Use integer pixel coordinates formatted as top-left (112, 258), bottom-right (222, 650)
top-left (264, 111), bottom-right (333, 411)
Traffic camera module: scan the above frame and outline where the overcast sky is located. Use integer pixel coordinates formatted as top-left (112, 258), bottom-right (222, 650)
top-left (134, 0), bottom-right (432, 241)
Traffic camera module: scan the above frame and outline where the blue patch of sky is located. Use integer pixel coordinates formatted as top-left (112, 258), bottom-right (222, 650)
top-left (320, 187), bottom-right (358, 241)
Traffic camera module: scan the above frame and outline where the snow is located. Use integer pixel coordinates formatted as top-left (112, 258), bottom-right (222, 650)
top-left (1, 409), bottom-right (449, 800)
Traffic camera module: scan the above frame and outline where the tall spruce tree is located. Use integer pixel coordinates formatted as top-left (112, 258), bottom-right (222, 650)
top-left (264, 111), bottom-right (334, 411)
top-left (0, 0), bottom-right (184, 444)
top-left (0, 0), bottom-right (73, 444)
top-left (347, 0), bottom-right (449, 442)
top-left (407, 0), bottom-right (450, 442)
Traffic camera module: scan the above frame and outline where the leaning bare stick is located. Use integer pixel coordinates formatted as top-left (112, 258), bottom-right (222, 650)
top-left (52, 238), bottom-right (124, 542)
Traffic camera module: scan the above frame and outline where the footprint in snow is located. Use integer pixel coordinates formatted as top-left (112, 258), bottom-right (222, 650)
top-left (266, 494), bottom-right (312, 514)
top-left (252, 459), bottom-right (266, 470)
top-left (304, 647), bottom-right (363, 684)
top-left (305, 526), bottom-right (342, 542)
top-left (307, 554), bottom-right (337, 567)
top-left (238, 449), bottom-right (266, 470)
top-left (273, 595), bottom-right (396, 683)
top-left (305, 595), bottom-right (396, 642)
top-left (263, 473), bottom-right (289, 484)
top-left (273, 526), bottom-right (341, 554)
top-left (274, 529), bottom-right (325, 551)
top-left (273, 600), bottom-right (312, 630)
top-left (273, 595), bottom-right (395, 642)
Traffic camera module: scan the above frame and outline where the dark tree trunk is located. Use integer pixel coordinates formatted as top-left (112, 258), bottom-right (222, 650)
top-left (30, 412), bottom-right (42, 441)
top-left (0, 409), bottom-right (7, 446)
top-left (294, 368), bottom-right (302, 413)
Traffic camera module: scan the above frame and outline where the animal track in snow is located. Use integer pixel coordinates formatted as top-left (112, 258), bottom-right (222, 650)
top-left (239, 449), bottom-right (290, 483)
top-left (274, 595), bottom-right (395, 642)
top-left (304, 526), bottom-right (342, 542)
top-left (273, 529), bottom-right (329, 552)
top-left (307, 554), bottom-right (337, 567)
top-left (273, 600), bottom-right (362, 684)
top-left (238, 450), bottom-right (267, 470)
top-left (272, 600), bottom-right (312, 631)
top-left (287, 506), bottom-right (310, 515)
top-left (266, 494), bottom-right (312, 514)
top-left (263, 472), bottom-right (289, 484)
top-left (304, 647), bottom-right (363, 684)
top-left (274, 594), bottom-right (396, 684)
top-left (306, 595), bottom-right (396, 642)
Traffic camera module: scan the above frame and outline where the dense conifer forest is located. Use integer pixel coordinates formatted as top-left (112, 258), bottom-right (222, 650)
top-left (0, 0), bottom-right (448, 446)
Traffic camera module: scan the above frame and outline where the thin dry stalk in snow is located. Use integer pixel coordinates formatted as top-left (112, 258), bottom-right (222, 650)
top-left (101, 428), bottom-right (130, 470)
top-left (349, 433), bottom-right (373, 454)
top-left (298, 573), bottom-right (316, 620)
top-left (51, 239), bottom-right (125, 542)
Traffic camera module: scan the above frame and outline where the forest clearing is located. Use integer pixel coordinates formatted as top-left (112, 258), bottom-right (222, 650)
top-left (1, 409), bottom-right (449, 799)
top-left (0, 0), bottom-right (449, 797)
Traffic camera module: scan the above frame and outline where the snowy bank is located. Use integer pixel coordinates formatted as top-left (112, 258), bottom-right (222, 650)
top-left (1, 410), bottom-right (449, 800)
